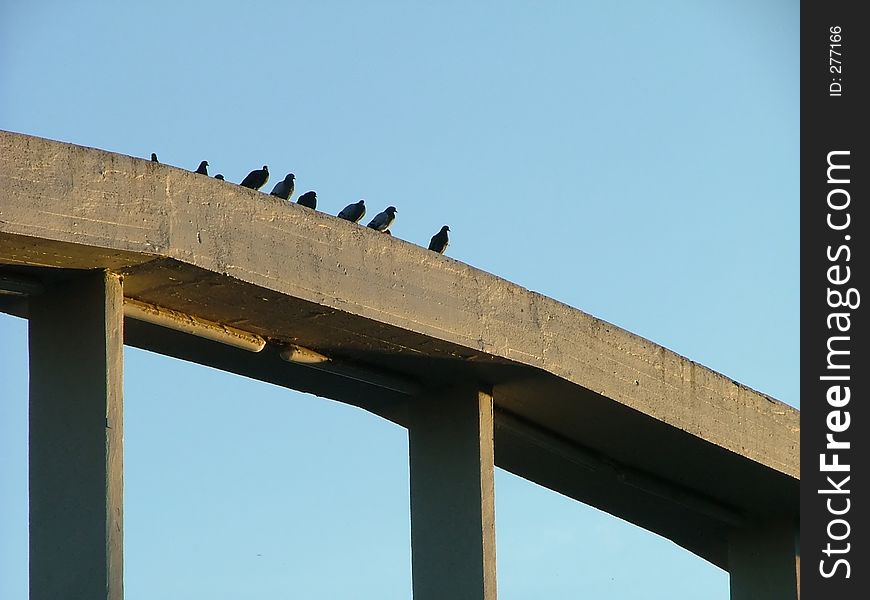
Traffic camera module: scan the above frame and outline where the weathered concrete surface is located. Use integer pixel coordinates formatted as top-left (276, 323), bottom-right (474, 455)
top-left (28, 270), bottom-right (124, 599)
top-left (0, 130), bottom-right (799, 568)
top-left (409, 386), bottom-right (497, 600)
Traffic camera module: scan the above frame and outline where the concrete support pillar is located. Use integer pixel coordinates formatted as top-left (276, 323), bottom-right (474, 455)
top-left (408, 385), bottom-right (496, 600)
top-left (29, 270), bottom-right (124, 600)
top-left (728, 522), bottom-right (799, 600)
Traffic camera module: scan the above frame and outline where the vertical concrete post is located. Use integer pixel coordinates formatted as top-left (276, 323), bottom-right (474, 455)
top-left (728, 522), bottom-right (799, 600)
top-left (408, 385), bottom-right (496, 600)
top-left (29, 270), bottom-right (124, 600)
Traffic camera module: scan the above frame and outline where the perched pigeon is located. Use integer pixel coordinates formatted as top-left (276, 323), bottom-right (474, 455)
top-left (367, 206), bottom-right (397, 231)
top-left (240, 165), bottom-right (269, 190)
top-left (337, 200), bottom-right (366, 223)
top-left (195, 160), bottom-right (209, 175)
top-left (297, 191), bottom-right (317, 209)
top-left (151, 153), bottom-right (159, 162)
top-left (215, 174), bottom-right (225, 180)
top-left (270, 173), bottom-right (295, 200)
top-left (428, 225), bottom-right (450, 254)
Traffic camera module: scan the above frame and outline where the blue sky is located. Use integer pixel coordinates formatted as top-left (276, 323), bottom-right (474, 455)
top-left (1, 1), bottom-right (798, 598)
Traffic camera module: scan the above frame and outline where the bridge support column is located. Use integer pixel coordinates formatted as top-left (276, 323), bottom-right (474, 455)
top-left (408, 385), bottom-right (496, 600)
top-left (28, 270), bottom-right (124, 600)
top-left (728, 522), bottom-right (799, 600)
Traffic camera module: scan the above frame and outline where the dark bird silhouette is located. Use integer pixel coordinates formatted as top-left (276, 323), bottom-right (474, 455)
top-left (215, 174), bottom-right (225, 180)
top-left (151, 153), bottom-right (159, 162)
top-left (367, 206), bottom-right (397, 231)
top-left (297, 191), bottom-right (317, 209)
top-left (240, 165), bottom-right (269, 190)
top-left (428, 225), bottom-right (450, 254)
top-left (195, 160), bottom-right (209, 175)
top-left (337, 200), bottom-right (366, 223)
top-left (270, 173), bottom-right (295, 200)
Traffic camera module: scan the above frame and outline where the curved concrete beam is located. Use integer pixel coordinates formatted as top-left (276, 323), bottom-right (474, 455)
top-left (0, 130), bottom-right (798, 568)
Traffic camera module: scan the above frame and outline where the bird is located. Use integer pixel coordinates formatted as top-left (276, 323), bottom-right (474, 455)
top-left (150, 153), bottom-right (159, 162)
top-left (367, 206), bottom-right (397, 231)
top-left (428, 225), bottom-right (450, 254)
top-left (195, 160), bottom-right (209, 175)
top-left (337, 200), bottom-right (366, 223)
top-left (297, 191), bottom-right (317, 209)
top-left (215, 174), bottom-right (225, 180)
top-left (240, 165), bottom-right (269, 190)
top-left (270, 173), bottom-right (295, 200)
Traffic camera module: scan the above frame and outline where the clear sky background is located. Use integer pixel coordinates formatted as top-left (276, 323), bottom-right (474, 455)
top-left (1, 1), bottom-right (798, 598)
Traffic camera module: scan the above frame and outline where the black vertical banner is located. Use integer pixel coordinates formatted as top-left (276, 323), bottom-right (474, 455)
top-left (801, 1), bottom-right (868, 598)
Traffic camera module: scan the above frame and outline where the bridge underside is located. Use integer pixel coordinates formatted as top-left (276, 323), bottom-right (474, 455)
top-left (1, 131), bottom-right (799, 598)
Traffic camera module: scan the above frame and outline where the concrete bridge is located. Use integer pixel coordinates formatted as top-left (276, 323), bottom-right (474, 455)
top-left (0, 130), bottom-right (799, 599)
